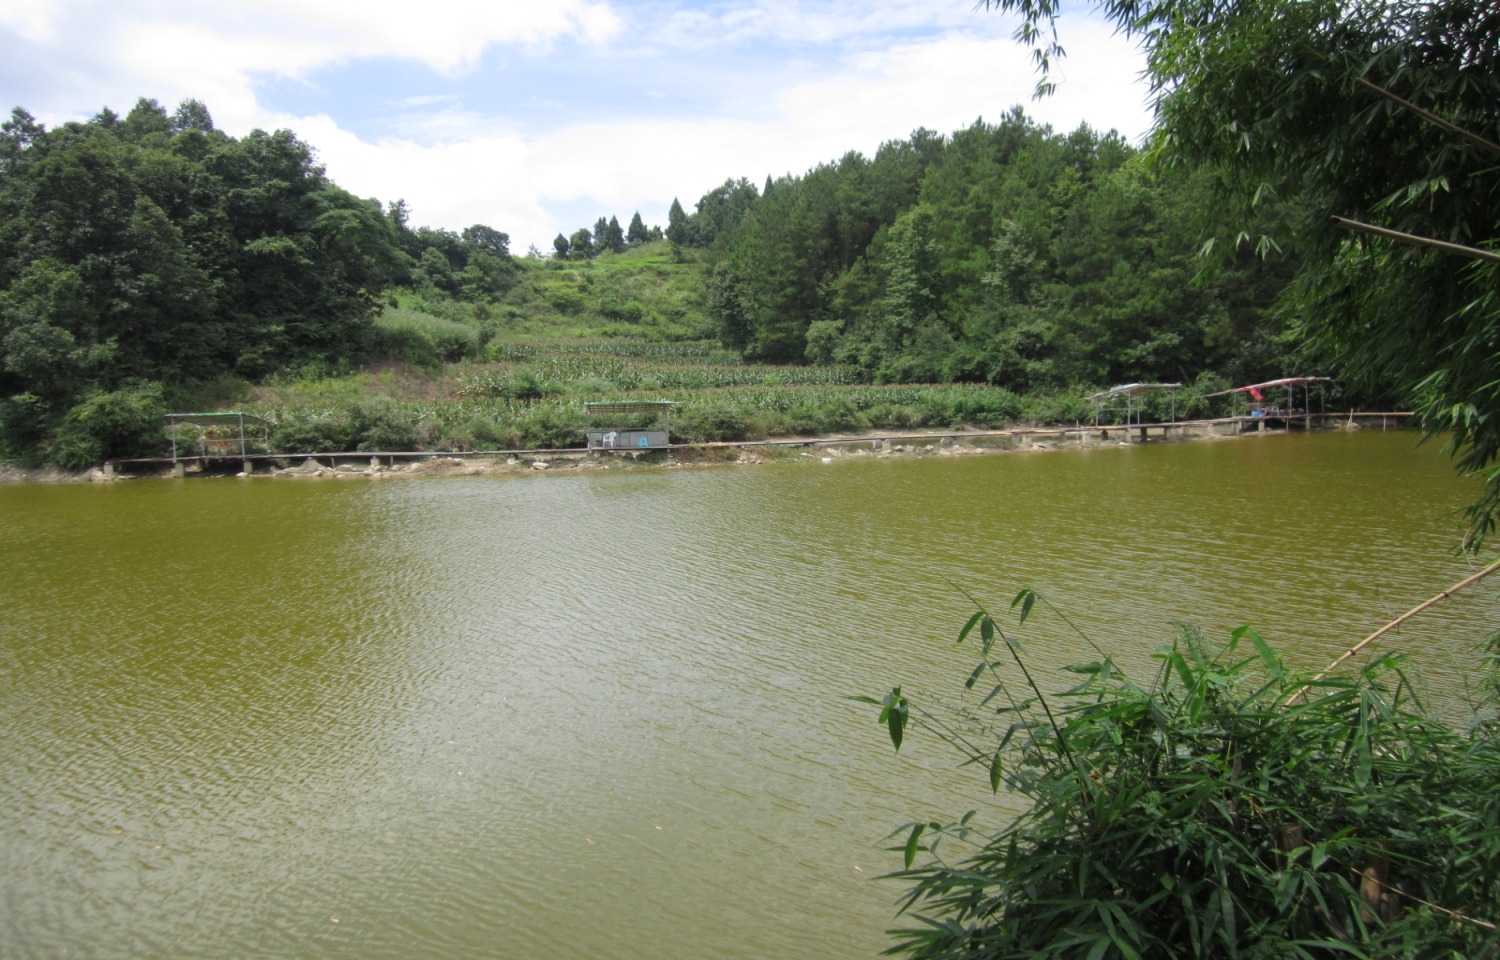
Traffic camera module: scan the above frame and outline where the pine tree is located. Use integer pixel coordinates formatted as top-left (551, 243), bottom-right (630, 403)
top-left (665, 198), bottom-right (689, 247)
top-left (666, 198), bottom-right (691, 261)
top-left (593, 217), bottom-right (609, 252)
top-left (627, 211), bottom-right (648, 245)
top-left (763, 175), bottom-right (774, 199)
top-left (604, 216), bottom-right (626, 253)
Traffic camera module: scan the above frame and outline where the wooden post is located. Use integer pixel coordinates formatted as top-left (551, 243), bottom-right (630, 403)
top-left (1276, 823), bottom-right (1304, 869)
top-left (1360, 846), bottom-right (1399, 924)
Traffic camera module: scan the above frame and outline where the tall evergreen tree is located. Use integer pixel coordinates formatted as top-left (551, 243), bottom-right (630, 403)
top-left (604, 216), bottom-right (626, 254)
top-left (665, 198), bottom-right (689, 247)
top-left (552, 233), bottom-right (570, 259)
top-left (627, 211), bottom-right (649, 245)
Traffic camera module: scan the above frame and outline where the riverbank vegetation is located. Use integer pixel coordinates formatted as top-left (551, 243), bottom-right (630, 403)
top-left (2, 94), bottom-right (1324, 467)
top-left (860, 591), bottom-right (1500, 959)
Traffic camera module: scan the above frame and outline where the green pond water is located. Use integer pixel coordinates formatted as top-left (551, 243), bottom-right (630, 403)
top-left (2, 431), bottom-right (1497, 959)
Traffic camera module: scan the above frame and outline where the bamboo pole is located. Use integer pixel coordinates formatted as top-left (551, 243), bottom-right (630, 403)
top-left (1331, 216), bottom-right (1500, 265)
top-left (1355, 77), bottom-right (1500, 159)
top-left (1295, 556), bottom-right (1500, 698)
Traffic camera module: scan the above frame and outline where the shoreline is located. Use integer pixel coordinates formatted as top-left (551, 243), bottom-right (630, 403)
top-left (0, 414), bottom-right (1413, 485)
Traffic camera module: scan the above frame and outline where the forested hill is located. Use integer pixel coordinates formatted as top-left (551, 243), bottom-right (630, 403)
top-left (670, 110), bottom-right (1303, 389)
top-left (0, 97), bottom-right (515, 464)
top-left (2, 96), bottom-right (1315, 466)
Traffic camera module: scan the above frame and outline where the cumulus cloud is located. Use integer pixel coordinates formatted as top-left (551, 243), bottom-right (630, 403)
top-left (307, 24), bottom-right (1151, 248)
top-left (7, 0), bottom-right (620, 130)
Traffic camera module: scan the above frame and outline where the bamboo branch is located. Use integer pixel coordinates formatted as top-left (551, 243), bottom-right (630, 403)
top-left (1293, 556), bottom-right (1500, 699)
top-left (1331, 216), bottom-right (1500, 266)
top-left (1356, 77), bottom-right (1500, 159)
top-left (1349, 868), bottom-right (1497, 931)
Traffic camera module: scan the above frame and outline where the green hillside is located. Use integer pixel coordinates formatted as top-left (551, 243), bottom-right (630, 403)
top-left (386, 241), bottom-right (715, 346)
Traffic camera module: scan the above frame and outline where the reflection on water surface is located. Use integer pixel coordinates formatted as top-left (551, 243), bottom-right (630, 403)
top-left (1, 432), bottom-right (1493, 958)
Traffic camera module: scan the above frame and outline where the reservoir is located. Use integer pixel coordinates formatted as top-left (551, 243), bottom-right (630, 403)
top-left (2, 431), bottom-right (1495, 959)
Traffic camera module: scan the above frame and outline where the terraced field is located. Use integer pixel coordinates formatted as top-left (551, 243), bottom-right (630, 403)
top-left (242, 336), bottom-right (1108, 453)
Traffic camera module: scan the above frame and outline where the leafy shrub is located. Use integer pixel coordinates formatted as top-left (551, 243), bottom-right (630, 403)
top-left (675, 403), bottom-right (749, 442)
top-left (865, 404), bottom-right (926, 430)
top-left (271, 415), bottom-right (354, 454)
top-left (48, 383), bottom-right (167, 468)
top-left (819, 396), bottom-right (865, 433)
top-left (598, 295), bottom-right (646, 322)
top-left (518, 405), bottom-right (586, 449)
top-left (951, 388), bottom-right (1023, 427)
top-left (373, 307), bottom-right (478, 365)
top-left (349, 397), bottom-right (420, 451)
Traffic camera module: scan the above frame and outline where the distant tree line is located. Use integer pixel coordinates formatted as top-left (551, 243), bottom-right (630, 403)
top-left (693, 111), bottom-right (1305, 391)
top-left (551, 211), bottom-right (662, 261)
top-left (0, 97), bottom-right (519, 465)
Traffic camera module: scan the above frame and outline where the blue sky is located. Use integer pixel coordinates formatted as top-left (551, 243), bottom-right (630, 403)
top-left (0, 0), bottom-right (1152, 250)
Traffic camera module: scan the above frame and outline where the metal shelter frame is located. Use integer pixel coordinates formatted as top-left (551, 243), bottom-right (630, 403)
top-left (1203, 377), bottom-right (1332, 420)
top-left (1083, 383), bottom-right (1183, 427)
top-left (583, 401), bottom-right (675, 451)
top-left (166, 412), bottom-right (271, 461)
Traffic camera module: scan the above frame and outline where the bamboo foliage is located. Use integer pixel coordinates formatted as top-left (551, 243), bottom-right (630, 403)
top-left (859, 593), bottom-right (1500, 959)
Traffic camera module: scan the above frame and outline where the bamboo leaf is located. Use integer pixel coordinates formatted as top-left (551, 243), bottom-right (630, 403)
top-left (1235, 624), bottom-right (1283, 680)
top-left (1011, 588), bottom-right (1037, 624)
top-left (989, 747), bottom-right (1004, 793)
top-left (957, 610), bottom-right (984, 645)
top-left (966, 661), bottom-right (988, 689)
top-left (885, 687), bottom-right (908, 751)
top-left (904, 823), bottom-right (925, 869)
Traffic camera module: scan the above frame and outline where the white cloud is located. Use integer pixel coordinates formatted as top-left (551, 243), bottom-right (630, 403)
top-left (12, 0), bottom-right (620, 131)
top-left (304, 25), bottom-right (1150, 248)
top-left (0, 0), bottom-right (60, 41)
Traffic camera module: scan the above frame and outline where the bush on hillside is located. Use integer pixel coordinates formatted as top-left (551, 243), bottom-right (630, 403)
top-left (350, 397), bottom-right (421, 451)
top-left (271, 414), bottom-right (354, 454)
top-left (372, 307), bottom-right (478, 365)
top-left (47, 383), bottom-right (167, 468)
top-left (674, 403), bottom-right (750, 442)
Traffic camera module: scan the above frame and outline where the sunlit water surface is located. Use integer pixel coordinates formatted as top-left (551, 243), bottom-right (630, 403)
top-left (2, 431), bottom-right (1496, 959)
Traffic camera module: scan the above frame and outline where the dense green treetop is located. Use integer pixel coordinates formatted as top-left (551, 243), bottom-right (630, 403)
top-left (702, 113), bottom-right (1299, 392)
top-left (627, 211), bottom-right (649, 245)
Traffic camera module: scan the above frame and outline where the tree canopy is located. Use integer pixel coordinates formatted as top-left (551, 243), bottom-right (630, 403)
top-left (703, 114), bottom-right (1300, 392)
top-left (0, 97), bottom-right (517, 464)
